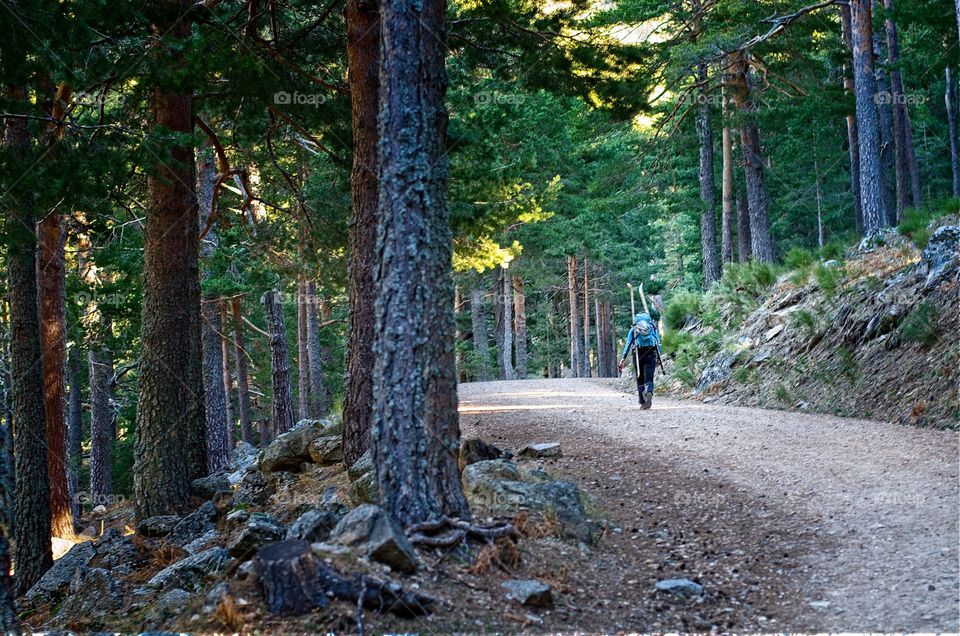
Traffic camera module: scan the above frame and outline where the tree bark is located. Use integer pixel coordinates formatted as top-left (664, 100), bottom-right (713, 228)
top-left (134, 1), bottom-right (206, 518)
top-left (0, 332), bottom-right (15, 630)
top-left (850, 0), bottom-right (887, 232)
top-left (874, 32), bottom-right (897, 226)
top-left (594, 299), bottom-right (605, 378)
top-left (493, 275), bottom-right (505, 378)
top-left (730, 53), bottom-right (774, 262)
top-left (470, 288), bottom-right (492, 381)
top-left (721, 119), bottom-right (735, 267)
top-left (231, 298), bottom-right (254, 444)
top-left (198, 143), bottom-right (229, 473)
top-left (305, 282), bottom-right (330, 417)
top-left (883, 0), bottom-right (921, 213)
top-left (342, 0), bottom-right (381, 467)
top-left (262, 291), bottom-right (295, 436)
top-left (696, 62), bottom-right (721, 284)
top-left (736, 194), bottom-right (751, 263)
top-left (566, 256), bottom-right (582, 377)
top-left (38, 211), bottom-right (74, 538)
top-left (88, 347), bottom-right (114, 508)
top-left (372, 0), bottom-right (470, 526)
top-left (220, 300), bottom-right (234, 447)
top-left (5, 84), bottom-right (54, 595)
top-left (499, 268), bottom-right (515, 380)
top-left (67, 346), bottom-right (83, 524)
top-left (841, 4), bottom-right (865, 233)
top-left (512, 276), bottom-right (528, 379)
top-left (947, 66), bottom-right (960, 198)
top-left (581, 260), bottom-right (591, 377)
top-left (296, 280), bottom-right (310, 421)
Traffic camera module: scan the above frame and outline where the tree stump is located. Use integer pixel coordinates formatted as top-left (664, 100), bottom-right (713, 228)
top-left (256, 540), bottom-right (329, 615)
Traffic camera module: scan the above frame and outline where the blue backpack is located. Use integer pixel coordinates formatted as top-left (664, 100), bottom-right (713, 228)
top-left (632, 313), bottom-right (660, 349)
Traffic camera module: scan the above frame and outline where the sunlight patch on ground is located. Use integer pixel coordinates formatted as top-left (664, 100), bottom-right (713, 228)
top-left (459, 403), bottom-right (583, 413)
top-left (477, 390), bottom-right (623, 399)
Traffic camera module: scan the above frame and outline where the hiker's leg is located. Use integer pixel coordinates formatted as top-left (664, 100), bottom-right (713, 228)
top-left (644, 357), bottom-right (656, 394)
top-left (635, 364), bottom-right (645, 404)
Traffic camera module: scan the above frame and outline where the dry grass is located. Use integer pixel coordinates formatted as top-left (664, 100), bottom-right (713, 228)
top-left (468, 537), bottom-right (521, 575)
top-left (213, 594), bottom-right (245, 633)
top-left (513, 510), bottom-right (561, 539)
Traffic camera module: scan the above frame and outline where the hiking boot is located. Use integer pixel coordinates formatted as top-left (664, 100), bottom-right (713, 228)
top-left (642, 392), bottom-right (653, 410)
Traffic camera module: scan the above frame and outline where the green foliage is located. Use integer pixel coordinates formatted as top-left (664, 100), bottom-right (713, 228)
top-left (900, 301), bottom-right (939, 348)
top-left (837, 346), bottom-right (860, 387)
top-left (819, 242), bottom-right (845, 261)
top-left (664, 292), bottom-right (702, 331)
top-left (898, 209), bottom-right (933, 249)
top-left (789, 309), bottom-right (820, 339)
top-left (774, 383), bottom-right (792, 404)
top-left (661, 330), bottom-right (693, 355)
top-left (813, 264), bottom-right (842, 296)
top-left (784, 247), bottom-right (815, 270)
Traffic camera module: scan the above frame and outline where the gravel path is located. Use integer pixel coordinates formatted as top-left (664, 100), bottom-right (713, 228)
top-left (459, 378), bottom-right (960, 632)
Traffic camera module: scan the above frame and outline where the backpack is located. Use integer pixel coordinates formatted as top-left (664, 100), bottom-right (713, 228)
top-left (632, 315), bottom-right (659, 349)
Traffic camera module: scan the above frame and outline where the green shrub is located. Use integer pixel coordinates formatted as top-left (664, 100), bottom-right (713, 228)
top-left (838, 346), bottom-right (859, 386)
top-left (748, 261), bottom-right (777, 289)
top-left (733, 366), bottom-right (756, 384)
top-left (774, 383), bottom-right (792, 404)
top-left (898, 208), bottom-right (933, 248)
top-left (664, 292), bottom-right (702, 331)
top-left (661, 330), bottom-right (693, 355)
top-left (819, 241), bottom-right (845, 261)
top-left (900, 301), bottom-right (938, 348)
top-left (813, 263), bottom-right (841, 295)
top-left (784, 247), bottom-right (815, 270)
top-left (789, 309), bottom-right (820, 339)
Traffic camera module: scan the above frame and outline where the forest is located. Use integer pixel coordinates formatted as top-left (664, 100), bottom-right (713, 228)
top-left (0, 0), bottom-right (957, 632)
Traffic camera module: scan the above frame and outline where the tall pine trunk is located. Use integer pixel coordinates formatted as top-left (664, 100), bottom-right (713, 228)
top-left (841, 4), bottom-right (865, 233)
top-left (67, 347), bottom-right (83, 524)
top-left (721, 113), bottom-right (735, 267)
top-left (38, 211), bottom-right (74, 538)
top-left (262, 291), bottom-right (295, 435)
top-left (296, 280), bottom-right (310, 421)
top-left (696, 62), bottom-right (721, 284)
top-left (500, 268), bottom-right (515, 379)
top-left (883, 0), bottom-right (921, 213)
top-left (736, 194), bottom-right (751, 263)
top-left (134, 0), bottom-right (207, 518)
top-left (850, 0), bottom-right (887, 232)
top-left (874, 34), bottom-right (897, 227)
top-left (231, 298), bottom-right (254, 444)
top-left (220, 300), bottom-right (234, 447)
top-left (372, 0), bottom-right (469, 526)
top-left (342, 0), bottom-right (381, 466)
top-left (581, 261), bottom-right (591, 377)
top-left (305, 282), bottom-right (330, 417)
top-left (470, 288), bottom-right (492, 381)
top-left (566, 256), bottom-right (582, 377)
top-left (947, 66), bottom-right (960, 197)
top-left (198, 144), bottom-right (229, 473)
top-left (5, 84), bottom-right (54, 594)
top-left (594, 299), bottom-right (605, 378)
top-left (731, 53), bottom-right (774, 262)
top-left (88, 347), bottom-right (114, 507)
top-left (513, 276), bottom-right (528, 380)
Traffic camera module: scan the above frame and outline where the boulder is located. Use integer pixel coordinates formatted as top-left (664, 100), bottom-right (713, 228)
top-left (147, 547), bottom-right (234, 592)
top-left (192, 473), bottom-right (233, 499)
top-left (654, 578), bottom-right (704, 599)
top-left (347, 449), bottom-right (373, 481)
top-left (55, 568), bottom-right (121, 623)
top-left (695, 338), bottom-right (752, 393)
top-left (183, 529), bottom-right (219, 555)
top-left (143, 588), bottom-right (194, 627)
top-left (137, 515), bottom-right (181, 538)
top-left (518, 443), bottom-right (562, 459)
top-left (348, 471), bottom-right (376, 505)
top-left (286, 506), bottom-right (348, 543)
top-left (462, 460), bottom-right (600, 544)
top-left (228, 441), bottom-right (260, 485)
top-left (227, 513), bottom-right (287, 560)
top-left (259, 419), bottom-right (340, 474)
top-left (25, 541), bottom-right (96, 601)
top-left (91, 528), bottom-right (138, 574)
top-left (166, 500), bottom-right (217, 546)
top-left (458, 438), bottom-right (509, 472)
top-left (329, 505), bottom-right (418, 574)
top-left (308, 435), bottom-right (343, 466)
top-left (501, 579), bottom-right (553, 608)
top-left (919, 225), bottom-right (960, 288)
top-left (233, 470), bottom-right (275, 506)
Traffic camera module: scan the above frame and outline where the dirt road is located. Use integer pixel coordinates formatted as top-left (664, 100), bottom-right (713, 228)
top-left (459, 378), bottom-right (959, 632)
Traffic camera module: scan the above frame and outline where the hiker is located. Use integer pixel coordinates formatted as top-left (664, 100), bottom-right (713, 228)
top-left (618, 312), bottom-right (661, 409)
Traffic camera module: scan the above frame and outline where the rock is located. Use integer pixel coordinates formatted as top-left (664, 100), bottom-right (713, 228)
top-left (308, 435), bottom-right (343, 466)
top-left (203, 582), bottom-right (231, 612)
top-left (227, 513), bottom-right (287, 560)
top-left (228, 441), bottom-right (260, 485)
top-left (233, 470), bottom-right (275, 506)
top-left (226, 508), bottom-right (250, 529)
top-left (147, 547), bottom-right (234, 592)
top-left (654, 578), bottom-right (704, 598)
top-left (462, 460), bottom-right (600, 544)
top-left (52, 537), bottom-right (75, 560)
top-left (919, 225), bottom-right (960, 288)
top-left (137, 515), bottom-right (181, 538)
top-left (329, 504), bottom-right (418, 574)
top-left (286, 506), bottom-right (347, 543)
top-left (144, 588), bottom-right (194, 626)
top-left (518, 443), bottom-right (562, 459)
top-left (92, 528), bottom-right (138, 573)
top-left (167, 501), bottom-right (218, 546)
top-left (764, 323), bottom-right (784, 342)
top-left (91, 504), bottom-right (107, 516)
top-left (191, 473), bottom-right (233, 499)
top-left (501, 579), bottom-right (553, 607)
top-left (25, 541), bottom-right (96, 601)
top-left (857, 227), bottom-right (902, 252)
top-left (183, 529), bottom-right (219, 555)
top-left (347, 470), bottom-right (376, 505)
top-left (260, 419), bottom-right (342, 474)
top-left (695, 351), bottom-right (737, 393)
top-left (55, 568), bottom-right (121, 623)
top-left (347, 449), bottom-right (373, 481)
top-left (458, 438), bottom-right (509, 472)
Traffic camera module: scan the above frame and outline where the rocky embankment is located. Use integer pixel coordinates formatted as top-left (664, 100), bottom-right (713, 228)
top-left (24, 418), bottom-right (608, 633)
top-left (660, 224), bottom-right (959, 427)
